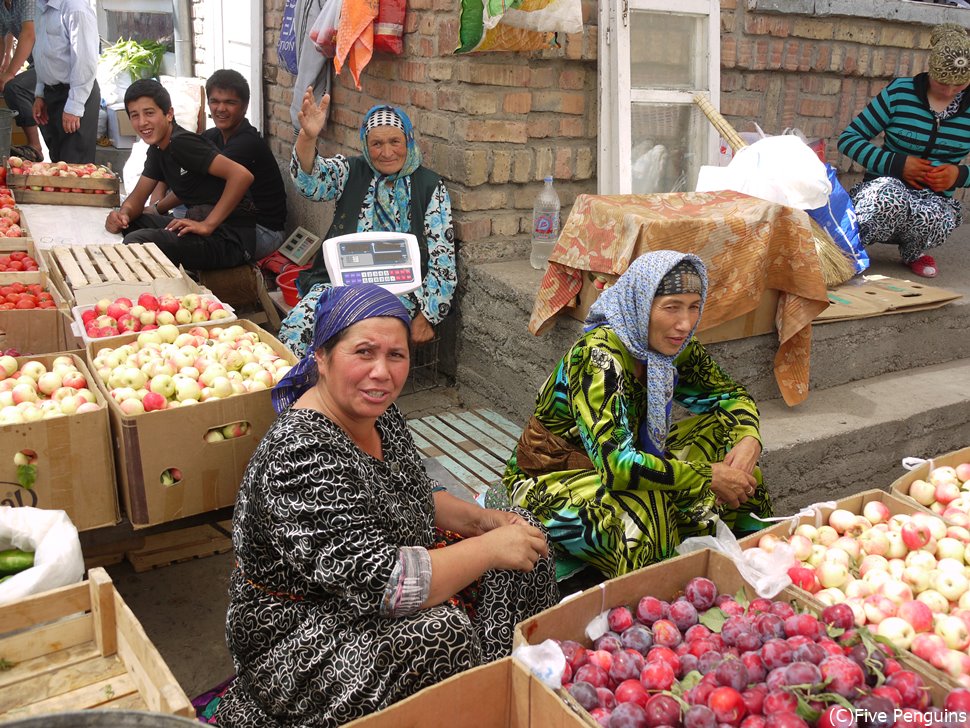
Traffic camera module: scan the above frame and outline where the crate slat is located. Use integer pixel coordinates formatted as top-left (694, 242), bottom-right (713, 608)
top-left (0, 643), bottom-right (100, 691)
top-left (0, 581), bottom-right (88, 635)
top-left (114, 245), bottom-right (154, 282)
top-left (0, 614), bottom-right (93, 665)
top-left (51, 247), bottom-right (90, 288)
top-left (126, 244), bottom-right (168, 280)
top-left (0, 652), bottom-right (129, 715)
top-left (99, 244), bottom-right (141, 282)
top-left (70, 247), bottom-right (103, 286)
top-left (142, 243), bottom-right (182, 278)
top-left (113, 591), bottom-right (194, 716)
top-left (86, 246), bottom-right (122, 283)
top-left (0, 672), bottom-right (138, 718)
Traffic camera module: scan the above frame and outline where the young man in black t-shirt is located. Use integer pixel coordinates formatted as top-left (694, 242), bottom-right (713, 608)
top-left (202, 69), bottom-right (287, 259)
top-left (104, 79), bottom-right (256, 270)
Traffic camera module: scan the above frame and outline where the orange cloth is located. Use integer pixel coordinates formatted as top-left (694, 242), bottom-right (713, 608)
top-left (529, 191), bottom-right (830, 406)
top-left (334, 0), bottom-right (379, 89)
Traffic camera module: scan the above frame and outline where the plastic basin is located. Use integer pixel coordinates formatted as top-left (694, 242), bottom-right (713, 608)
top-left (276, 267), bottom-right (307, 307)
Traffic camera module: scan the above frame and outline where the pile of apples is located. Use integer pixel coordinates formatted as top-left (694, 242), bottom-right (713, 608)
top-left (92, 323), bottom-right (292, 414)
top-left (80, 293), bottom-right (232, 339)
top-left (0, 251), bottom-right (38, 271)
top-left (0, 355), bottom-right (102, 424)
top-left (0, 282), bottom-right (55, 310)
top-left (757, 498), bottom-right (970, 686)
top-left (7, 159), bottom-right (115, 194)
top-left (905, 460), bottom-right (970, 522)
top-left (0, 206), bottom-right (24, 238)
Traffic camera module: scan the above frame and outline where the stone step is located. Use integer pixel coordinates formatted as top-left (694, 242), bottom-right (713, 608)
top-left (456, 251), bottom-right (970, 425)
top-left (759, 356), bottom-right (970, 516)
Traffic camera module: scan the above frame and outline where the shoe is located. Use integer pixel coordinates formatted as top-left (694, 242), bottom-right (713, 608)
top-left (906, 255), bottom-right (938, 278)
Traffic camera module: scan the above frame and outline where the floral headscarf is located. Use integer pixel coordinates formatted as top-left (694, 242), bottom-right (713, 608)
top-left (272, 284), bottom-right (410, 413)
top-left (585, 251), bottom-right (708, 454)
top-left (360, 105), bottom-right (421, 233)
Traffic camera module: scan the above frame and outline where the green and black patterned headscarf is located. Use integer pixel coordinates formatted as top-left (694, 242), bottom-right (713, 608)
top-left (929, 24), bottom-right (970, 86)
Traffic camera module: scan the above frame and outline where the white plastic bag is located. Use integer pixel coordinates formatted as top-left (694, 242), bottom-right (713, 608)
top-left (697, 135), bottom-right (832, 210)
top-left (0, 506), bottom-right (84, 606)
top-left (512, 639), bottom-right (566, 690)
top-left (309, 0), bottom-right (343, 58)
top-left (675, 520), bottom-right (795, 598)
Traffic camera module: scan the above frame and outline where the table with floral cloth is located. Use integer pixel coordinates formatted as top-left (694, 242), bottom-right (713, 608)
top-left (529, 190), bottom-right (830, 406)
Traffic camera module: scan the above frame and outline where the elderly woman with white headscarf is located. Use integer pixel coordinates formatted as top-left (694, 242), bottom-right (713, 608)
top-left (497, 251), bottom-right (772, 579)
top-left (278, 88), bottom-right (456, 356)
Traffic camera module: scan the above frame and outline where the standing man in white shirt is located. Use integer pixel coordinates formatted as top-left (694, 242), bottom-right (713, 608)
top-left (31, 0), bottom-right (98, 163)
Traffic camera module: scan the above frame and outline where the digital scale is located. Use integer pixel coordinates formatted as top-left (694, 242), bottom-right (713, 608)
top-left (278, 226), bottom-right (323, 267)
top-left (321, 231), bottom-right (422, 295)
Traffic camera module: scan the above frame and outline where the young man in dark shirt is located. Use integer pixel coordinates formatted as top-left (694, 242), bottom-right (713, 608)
top-left (202, 69), bottom-right (287, 259)
top-left (104, 79), bottom-right (256, 270)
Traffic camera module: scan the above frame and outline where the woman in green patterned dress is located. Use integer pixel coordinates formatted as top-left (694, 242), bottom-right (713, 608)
top-left (501, 250), bottom-right (771, 578)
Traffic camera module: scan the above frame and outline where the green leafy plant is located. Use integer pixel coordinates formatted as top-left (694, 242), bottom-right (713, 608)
top-left (101, 38), bottom-right (168, 82)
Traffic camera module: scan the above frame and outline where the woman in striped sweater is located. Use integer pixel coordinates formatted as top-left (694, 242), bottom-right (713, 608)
top-left (838, 24), bottom-right (970, 278)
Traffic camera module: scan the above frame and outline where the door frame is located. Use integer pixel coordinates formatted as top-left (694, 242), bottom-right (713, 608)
top-left (597, 0), bottom-right (720, 194)
top-left (208, 0), bottom-right (265, 132)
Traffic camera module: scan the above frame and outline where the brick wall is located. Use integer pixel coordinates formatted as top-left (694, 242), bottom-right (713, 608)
top-left (247, 1), bottom-right (958, 260)
top-left (259, 0), bottom-right (598, 264)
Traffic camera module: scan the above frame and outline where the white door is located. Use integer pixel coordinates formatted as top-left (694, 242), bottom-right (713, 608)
top-left (598, 0), bottom-right (720, 195)
top-left (208, 0), bottom-right (264, 132)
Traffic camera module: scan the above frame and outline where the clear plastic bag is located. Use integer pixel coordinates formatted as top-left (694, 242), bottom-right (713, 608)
top-left (309, 0), bottom-right (343, 58)
top-left (675, 520), bottom-right (795, 598)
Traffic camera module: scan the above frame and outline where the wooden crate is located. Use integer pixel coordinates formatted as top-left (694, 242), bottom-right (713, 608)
top-left (0, 568), bottom-right (194, 720)
top-left (43, 243), bottom-right (198, 307)
top-left (0, 207), bottom-right (32, 244)
top-left (7, 172), bottom-right (120, 208)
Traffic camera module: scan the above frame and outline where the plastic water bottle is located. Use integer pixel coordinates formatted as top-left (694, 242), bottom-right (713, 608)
top-left (530, 176), bottom-right (561, 270)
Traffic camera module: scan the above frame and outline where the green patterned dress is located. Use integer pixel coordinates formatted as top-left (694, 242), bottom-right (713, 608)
top-left (501, 326), bottom-right (772, 578)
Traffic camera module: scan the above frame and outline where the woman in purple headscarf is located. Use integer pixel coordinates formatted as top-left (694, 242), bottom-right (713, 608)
top-left (215, 284), bottom-right (558, 728)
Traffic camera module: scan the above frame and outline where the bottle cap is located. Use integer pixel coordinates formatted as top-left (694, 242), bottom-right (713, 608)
top-left (544, 176), bottom-right (553, 183)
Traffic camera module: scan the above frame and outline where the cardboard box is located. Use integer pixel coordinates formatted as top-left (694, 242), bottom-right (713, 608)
top-left (515, 549), bottom-right (799, 652)
top-left (0, 568), bottom-right (193, 717)
top-left (889, 445), bottom-right (970, 525)
top-left (0, 272), bottom-right (70, 355)
top-left (0, 353), bottom-right (119, 531)
top-left (344, 657), bottom-right (589, 727)
top-left (107, 102), bottom-right (137, 149)
top-left (42, 243), bottom-right (201, 307)
top-left (88, 320), bottom-right (297, 528)
top-left (515, 546), bottom-right (958, 713)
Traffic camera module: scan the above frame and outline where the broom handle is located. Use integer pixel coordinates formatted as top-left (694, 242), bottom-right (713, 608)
top-left (693, 94), bottom-right (748, 152)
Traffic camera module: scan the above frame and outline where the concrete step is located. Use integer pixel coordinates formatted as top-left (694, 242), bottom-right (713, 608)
top-left (759, 357), bottom-right (970, 516)
top-left (456, 239), bottom-right (970, 425)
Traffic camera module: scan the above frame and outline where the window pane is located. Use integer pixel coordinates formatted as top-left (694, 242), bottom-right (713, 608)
top-left (631, 103), bottom-right (708, 193)
top-left (630, 12), bottom-right (707, 89)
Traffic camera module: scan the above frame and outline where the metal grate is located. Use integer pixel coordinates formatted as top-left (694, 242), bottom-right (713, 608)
top-left (407, 337), bottom-right (440, 393)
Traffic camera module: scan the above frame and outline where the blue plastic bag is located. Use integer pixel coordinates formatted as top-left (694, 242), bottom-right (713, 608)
top-left (278, 0), bottom-right (300, 75)
top-left (807, 164), bottom-right (869, 275)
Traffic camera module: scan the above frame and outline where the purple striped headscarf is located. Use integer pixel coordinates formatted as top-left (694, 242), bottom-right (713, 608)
top-left (272, 285), bottom-right (411, 413)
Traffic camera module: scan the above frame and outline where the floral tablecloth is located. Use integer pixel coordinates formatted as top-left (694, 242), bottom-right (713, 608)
top-left (529, 190), bottom-right (830, 406)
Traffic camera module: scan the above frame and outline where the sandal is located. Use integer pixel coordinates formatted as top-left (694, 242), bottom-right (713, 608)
top-left (906, 255), bottom-right (938, 278)
top-left (9, 145), bottom-right (42, 163)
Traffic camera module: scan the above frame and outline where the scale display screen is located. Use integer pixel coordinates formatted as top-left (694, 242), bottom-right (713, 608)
top-left (322, 232), bottom-right (422, 295)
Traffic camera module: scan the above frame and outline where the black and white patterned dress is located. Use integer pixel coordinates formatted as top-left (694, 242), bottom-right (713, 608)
top-left (214, 405), bottom-right (558, 727)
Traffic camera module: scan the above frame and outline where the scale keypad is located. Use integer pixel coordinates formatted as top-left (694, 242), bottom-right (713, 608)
top-left (342, 268), bottom-right (415, 285)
